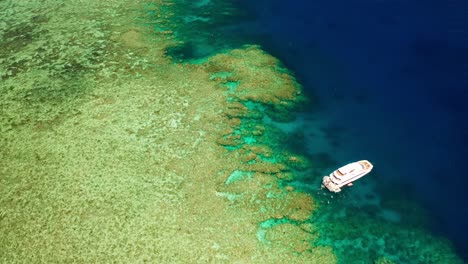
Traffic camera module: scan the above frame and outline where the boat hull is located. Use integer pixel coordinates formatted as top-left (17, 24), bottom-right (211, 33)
top-left (321, 160), bottom-right (373, 193)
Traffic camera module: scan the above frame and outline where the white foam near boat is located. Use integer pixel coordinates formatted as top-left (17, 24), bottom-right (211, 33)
top-left (322, 160), bottom-right (373, 193)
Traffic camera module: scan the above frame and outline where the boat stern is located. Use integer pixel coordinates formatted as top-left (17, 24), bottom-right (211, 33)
top-left (322, 176), bottom-right (341, 193)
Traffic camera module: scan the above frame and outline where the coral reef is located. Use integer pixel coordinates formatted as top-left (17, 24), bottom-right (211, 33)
top-left (0, 0), bottom-right (330, 262)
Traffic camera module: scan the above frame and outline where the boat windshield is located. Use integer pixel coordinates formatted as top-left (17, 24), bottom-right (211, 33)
top-left (332, 174), bottom-right (342, 181)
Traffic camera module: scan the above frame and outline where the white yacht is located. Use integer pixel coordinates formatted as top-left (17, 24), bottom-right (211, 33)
top-left (322, 160), bottom-right (373, 193)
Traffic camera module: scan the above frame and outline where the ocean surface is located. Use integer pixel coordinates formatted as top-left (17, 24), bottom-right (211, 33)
top-left (236, 0), bottom-right (468, 259)
top-left (167, 0), bottom-right (468, 260)
top-left (1, 0), bottom-right (467, 262)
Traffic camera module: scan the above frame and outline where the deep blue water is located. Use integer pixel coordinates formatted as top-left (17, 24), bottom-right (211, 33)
top-left (236, 0), bottom-right (468, 259)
